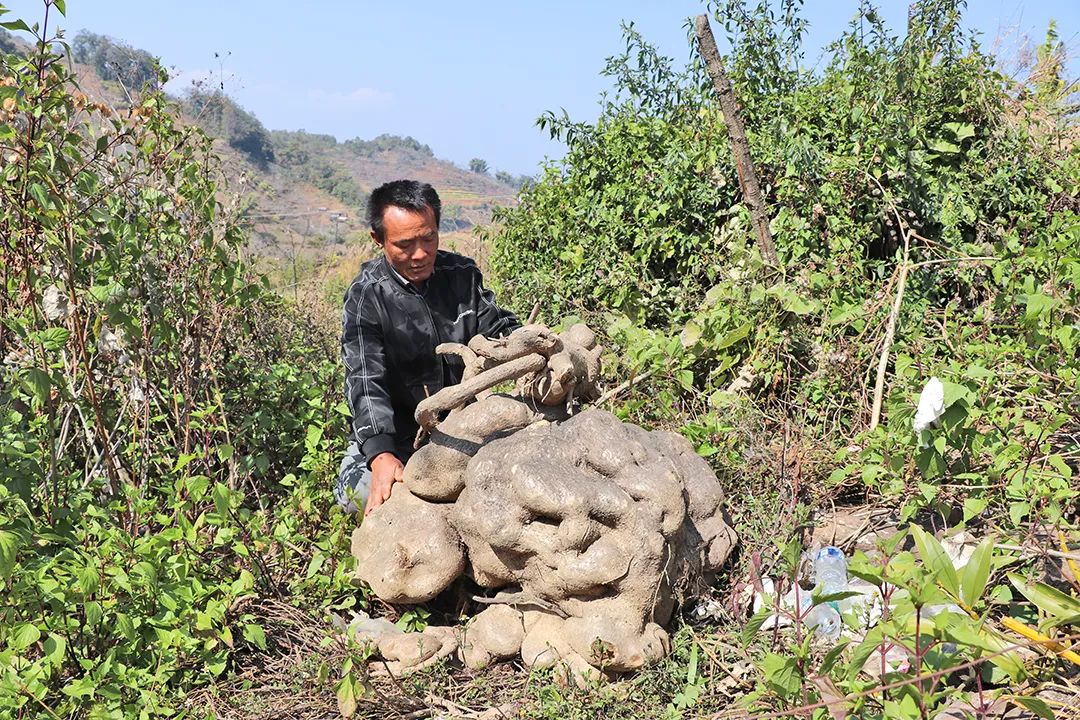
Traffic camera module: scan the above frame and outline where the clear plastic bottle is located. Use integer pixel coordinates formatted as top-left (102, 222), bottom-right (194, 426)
top-left (802, 599), bottom-right (841, 639)
top-left (803, 546), bottom-right (848, 639)
top-left (813, 546), bottom-right (848, 594)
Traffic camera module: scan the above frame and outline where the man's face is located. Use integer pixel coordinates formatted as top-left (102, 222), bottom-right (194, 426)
top-left (374, 204), bottom-right (439, 285)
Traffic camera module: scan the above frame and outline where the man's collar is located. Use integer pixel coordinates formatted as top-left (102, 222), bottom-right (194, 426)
top-left (383, 257), bottom-right (430, 293)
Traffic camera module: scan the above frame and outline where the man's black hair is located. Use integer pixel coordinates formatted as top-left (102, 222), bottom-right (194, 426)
top-left (367, 180), bottom-right (441, 242)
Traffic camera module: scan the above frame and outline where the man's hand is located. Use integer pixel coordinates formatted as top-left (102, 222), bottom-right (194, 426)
top-left (365, 452), bottom-right (404, 516)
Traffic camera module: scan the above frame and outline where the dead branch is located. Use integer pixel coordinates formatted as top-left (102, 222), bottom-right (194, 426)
top-left (694, 14), bottom-right (778, 265)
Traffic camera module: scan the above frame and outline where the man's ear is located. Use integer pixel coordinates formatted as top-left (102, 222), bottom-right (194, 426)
top-left (370, 229), bottom-right (382, 246)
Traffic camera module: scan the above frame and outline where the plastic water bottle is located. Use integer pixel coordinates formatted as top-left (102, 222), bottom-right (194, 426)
top-left (802, 598), bottom-right (841, 639)
top-left (804, 546), bottom-right (848, 639)
top-left (813, 546), bottom-right (848, 595)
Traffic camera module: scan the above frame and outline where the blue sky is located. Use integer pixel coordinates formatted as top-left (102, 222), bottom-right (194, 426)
top-left (2, 1), bottom-right (1076, 175)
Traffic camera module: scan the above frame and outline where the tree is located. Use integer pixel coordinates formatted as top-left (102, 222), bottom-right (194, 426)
top-left (0, 29), bottom-right (18, 55)
top-left (71, 30), bottom-right (159, 92)
top-left (469, 157), bottom-right (489, 175)
top-left (183, 89), bottom-right (274, 167)
top-left (495, 169), bottom-right (536, 191)
top-left (344, 134), bottom-right (434, 157)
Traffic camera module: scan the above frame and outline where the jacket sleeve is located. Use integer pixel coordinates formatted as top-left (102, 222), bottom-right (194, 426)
top-left (472, 264), bottom-right (520, 339)
top-left (342, 280), bottom-right (398, 465)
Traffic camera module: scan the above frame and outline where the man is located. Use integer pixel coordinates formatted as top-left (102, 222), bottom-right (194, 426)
top-left (337, 180), bottom-right (519, 516)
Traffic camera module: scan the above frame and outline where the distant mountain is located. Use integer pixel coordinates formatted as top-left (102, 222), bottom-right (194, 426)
top-left (8, 28), bottom-right (529, 268)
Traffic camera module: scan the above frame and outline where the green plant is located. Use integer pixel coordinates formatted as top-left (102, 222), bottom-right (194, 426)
top-left (487, 0), bottom-right (1077, 715)
top-left (489, 0), bottom-right (1077, 527)
top-left (0, 3), bottom-right (356, 715)
top-left (741, 527), bottom-right (1056, 719)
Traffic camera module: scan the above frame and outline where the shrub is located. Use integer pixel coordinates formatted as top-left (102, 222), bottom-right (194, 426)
top-left (489, 0), bottom-right (1078, 524)
top-left (1, 8), bottom-right (354, 715)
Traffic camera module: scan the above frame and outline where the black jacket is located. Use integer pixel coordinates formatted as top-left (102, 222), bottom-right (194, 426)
top-left (341, 250), bottom-right (520, 465)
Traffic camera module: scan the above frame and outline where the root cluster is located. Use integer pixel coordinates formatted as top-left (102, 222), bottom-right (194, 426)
top-left (350, 324), bottom-right (737, 680)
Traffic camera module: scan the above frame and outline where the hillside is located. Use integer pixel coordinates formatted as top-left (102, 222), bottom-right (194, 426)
top-left (25, 29), bottom-right (523, 276)
top-left (4, 5), bottom-right (1077, 719)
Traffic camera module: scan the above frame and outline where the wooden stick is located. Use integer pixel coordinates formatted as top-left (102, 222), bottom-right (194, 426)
top-left (525, 300), bottom-right (541, 325)
top-left (869, 229), bottom-right (910, 431)
top-left (694, 14), bottom-right (778, 266)
top-left (595, 368), bottom-right (656, 407)
top-left (994, 543), bottom-right (1080, 563)
top-left (868, 187), bottom-right (912, 432)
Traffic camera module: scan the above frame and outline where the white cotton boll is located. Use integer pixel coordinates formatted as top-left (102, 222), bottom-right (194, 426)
top-left (913, 377), bottom-right (945, 434)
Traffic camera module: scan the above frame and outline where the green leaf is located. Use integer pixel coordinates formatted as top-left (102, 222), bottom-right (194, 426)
top-left (0, 19), bottom-right (31, 32)
top-left (1021, 293), bottom-right (1057, 322)
top-left (1047, 454), bottom-right (1072, 479)
top-left (207, 652), bottom-right (227, 675)
top-left (216, 444), bottom-right (234, 462)
top-left (186, 474), bottom-right (209, 500)
top-left (85, 600), bottom-right (102, 627)
top-left (962, 364), bottom-right (996, 379)
top-left (306, 551), bottom-right (326, 579)
top-left (43, 634), bottom-right (67, 666)
top-left (28, 183), bottom-right (50, 209)
top-left (25, 367), bottom-right (52, 404)
top-left (77, 563), bottom-right (100, 596)
top-left (911, 526), bottom-right (960, 598)
top-left (818, 640), bottom-right (851, 675)
top-left (11, 622), bottom-right (41, 651)
top-left (0, 529), bottom-right (22, 580)
top-left (741, 606), bottom-right (772, 648)
top-left (962, 496), bottom-right (988, 523)
top-left (679, 320), bottom-right (702, 348)
top-left (940, 381), bottom-right (971, 409)
top-left (305, 424), bottom-right (324, 450)
top-left (212, 482), bottom-right (232, 517)
top-left (336, 672), bottom-right (358, 717)
top-left (959, 536), bottom-right (994, 609)
top-left (713, 322), bottom-right (751, 350)
top-left (842, 626), bottom-right (885, 677)
top-left (115, 613), bottom-right (136, 640)
top-left (1009, 573), bottom-right (1080, 628)
top-left (243, 622), bottom-right (267, 651)
top-left (760, 651), bottom-right (801, 699)
top-left (61, 675), bottom-right (96, 699)
top-left (1008, 502), bottom-right (1030, 525)
top-left (174, 452), bottom-right (198, 472)
top-left (34, 327), bottom-right (70, 351)
top-left (940, 622), bottom-right (1026, 681)
top-left (944, 122), bottom-right (975, 141)
top-left (231, 569), bottom-right (255, 595)
top-left (767, 283), bottom-right (818, 315)
top-left (813, 590), bottom-right (864, 607)
top-left (929, 139), bottom-right (960, 154)
top-left (1008, 697), bottom-right (1054, 720)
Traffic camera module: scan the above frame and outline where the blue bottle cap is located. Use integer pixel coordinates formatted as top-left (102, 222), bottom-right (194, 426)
top-left (817, 546), bottom-right (844, 560)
